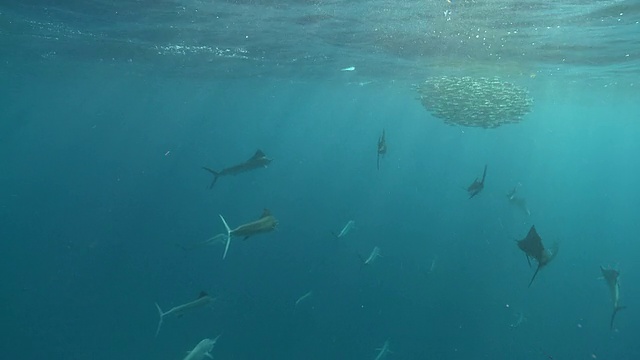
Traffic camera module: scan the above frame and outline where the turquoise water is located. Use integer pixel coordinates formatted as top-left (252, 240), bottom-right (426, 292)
top-left (1, 1), bottom-right (639, 359)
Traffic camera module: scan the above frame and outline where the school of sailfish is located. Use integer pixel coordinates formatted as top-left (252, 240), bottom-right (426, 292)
top-left (159, 132), bottom-right (625, 359)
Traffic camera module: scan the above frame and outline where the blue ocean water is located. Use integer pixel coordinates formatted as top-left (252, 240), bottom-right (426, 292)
top-left (1, 1), bottom-right (639, 359)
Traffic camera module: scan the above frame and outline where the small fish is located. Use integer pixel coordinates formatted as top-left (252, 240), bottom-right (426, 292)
top-left (374, 339), bottom-right (392, 360)
top-left (219, 209), bottom-right (278, 259)
top-left (333, 220), bottom-right (355, 239)
top-left (426, 256), bottom-right (437, 275)
top-left (155, 291), bottom-right (216, 336)
top-left (509, 311), bottom-right (527, 328)
top-left (295, 290), bottom-right (313, 308)
top-left (341, 66), bottom-right (356, 71)
top-left (360, 246), bottom-right (382, 267)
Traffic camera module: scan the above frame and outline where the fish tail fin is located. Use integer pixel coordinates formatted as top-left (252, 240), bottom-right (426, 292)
top-left (202, 167), bottom-right (220, 188)
top-left (528, 265), bottom-right (541, 288)
top-left (610, 305), bottom-right (626, 330)
top-left (154, 303), bottom-right (164, 337)
top-left (219, 214), bottom-right (232, 259)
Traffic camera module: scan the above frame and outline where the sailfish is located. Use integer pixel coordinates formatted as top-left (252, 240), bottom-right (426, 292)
top-left (467, 164), bottom-right (487, 199)
top-left (601, 266), bottom-right (626, 330)
top-left (507, 183), bottom-right (531, 215)
top-left (154, 291), bottom-right (216, 336)
top-left (218, 209), bottom-right (278, 259)
top-left (202, 149), bottom-right (272, 188)
top-left (377, 129), bottom-right (387, 170)
top-left (516, 225), bottom-right (559, 287)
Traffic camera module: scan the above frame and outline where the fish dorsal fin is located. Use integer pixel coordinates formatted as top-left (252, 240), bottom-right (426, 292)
top-left (260, 208), bottom-right (272, 218)
top-left (600, 267), bottom-right (619, 285)
top-left (518, 225), bottom-right (545, 261)
top-left (198, 291), bottom-right (209, 299)
top-left (252, 149), bottom-right (266, 159)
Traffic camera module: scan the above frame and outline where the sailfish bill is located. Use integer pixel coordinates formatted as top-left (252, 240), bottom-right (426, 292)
top-left (218, 209), bottom-right (278, 259)
top-left (516, 225), bottom-right (559, 287)
top-left (202, 149), bottom-right (272, 188)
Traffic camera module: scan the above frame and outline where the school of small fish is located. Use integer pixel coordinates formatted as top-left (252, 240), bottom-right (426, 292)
top-left (415, 76), bottom-right (533, 129)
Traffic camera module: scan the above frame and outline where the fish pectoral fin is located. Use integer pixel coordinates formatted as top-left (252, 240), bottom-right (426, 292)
top-left (202, 167), bottom-right (218, 175)
top-left (205, 352), bottom-right (214, 359)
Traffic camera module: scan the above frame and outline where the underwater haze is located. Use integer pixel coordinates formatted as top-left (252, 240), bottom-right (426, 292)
top-left (1, 0), bottom-right (639, 359)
